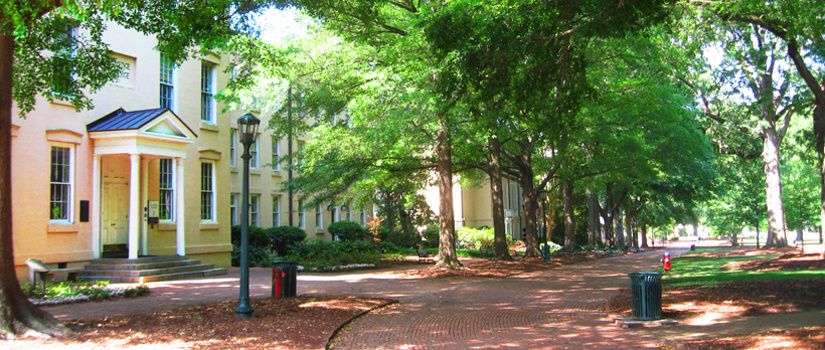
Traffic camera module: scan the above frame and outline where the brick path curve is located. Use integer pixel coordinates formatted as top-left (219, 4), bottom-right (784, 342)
top-left (330, 251), bottom-right (669, 350)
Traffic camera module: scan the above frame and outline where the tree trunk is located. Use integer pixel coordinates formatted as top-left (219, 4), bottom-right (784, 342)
top-left (641, 223), bottom-right (649, 248)
top-left (0, 34), bottom-right (69, 339)
top-left (586, 188), bottom-right (600, 246)
top-left (627, 212), bottom-right (637, 249)
top-left (435, 122), bottom-right (461, 268)
top-left (755, 224), bottom-right (761, 249)
top-left (814, 80), bottom-right (825, 257)
top-left (520, 174), bottom-right (540, 257)
top-left (487, 137), bottom-right (512, 260)
top-left (615, 209), bottom-right (625, 247)
top-left (562, 181), bottom-right (575, 247)
top-left (602, 184), bottom-right (615, 246)
top-left (544, 188), bottom-right (558, 243)
top-left (761, 114), bottom-right (788, 248)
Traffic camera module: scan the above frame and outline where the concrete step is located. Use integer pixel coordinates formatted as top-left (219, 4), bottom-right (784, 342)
top-left (83, 259), bottom-right (204, 271)
top-left (80, 268), bottom-right (228, 283)
top-left (90, 255), bottom-right (189, 265)
top-left (79, 263), bottom-right (219, 278)
top-left (77, 255), bottom-right (227, 283)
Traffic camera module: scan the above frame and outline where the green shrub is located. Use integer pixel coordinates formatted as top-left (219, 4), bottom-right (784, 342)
top-left (266, 226), bottom-right (307, 256)
top-left (382, 228), bottom-right (422, 248)
top-left (23, 279), bottom-right (149, 304)
top-left (231, 225), bottom-right (277, 266)
top-left (284, 240), bottom-right (398, 270)
top-left (422, 226), bottom-right (439, 248)
top-left (328, 221), bottom-right (370, 242)
top-left (457, 227), bottom-right (501, 250)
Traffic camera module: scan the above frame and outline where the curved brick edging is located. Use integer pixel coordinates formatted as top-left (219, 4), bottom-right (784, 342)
top-left (326, 299), bottom-right (400, 350)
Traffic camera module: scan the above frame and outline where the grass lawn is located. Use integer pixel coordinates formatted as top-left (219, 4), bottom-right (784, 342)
top-left (664, 248), bottom-right (825, 286)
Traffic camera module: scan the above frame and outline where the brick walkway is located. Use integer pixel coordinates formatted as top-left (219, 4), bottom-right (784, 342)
top-left (330, 251), bottom-right (670, 349)
top-left (46, 243), bottom-right (822, 349)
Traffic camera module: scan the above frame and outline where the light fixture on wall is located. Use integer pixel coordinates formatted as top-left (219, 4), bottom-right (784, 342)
top-left (235, 113), bottom-right (260, 318)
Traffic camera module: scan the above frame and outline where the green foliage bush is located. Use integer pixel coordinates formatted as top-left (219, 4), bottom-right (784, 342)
top-left (457, 226), bottom-right (503, 250)
top-left (266, 225), bottom-right (307, 256)
top-left (232, 225), bottom-right (306, 266)
top-left (231, 225), bottom-right (291, 266)
top-left (328, 220), bottom-right (370, 242)
top-left (422, 226), bottom-right (439, 248)
top-left (23, 279), bottom-right (150, 304)
top-left (284, 240), bottom-right (400, 270)
top-left (382, 227), bottom-right (422, 248)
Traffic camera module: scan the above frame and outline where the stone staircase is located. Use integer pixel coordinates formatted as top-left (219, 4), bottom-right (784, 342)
top-left (78, 256), bottom-right (227, 283)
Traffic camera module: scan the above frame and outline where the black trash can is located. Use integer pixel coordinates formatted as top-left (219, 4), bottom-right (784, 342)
top-left (628, 272), bottom-right (662, 320)
top-left (272, 260), bottom-right (299, 297)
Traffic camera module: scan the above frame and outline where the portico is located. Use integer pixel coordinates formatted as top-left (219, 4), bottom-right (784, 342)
top-left (87, 108), bottom-right (196, 259)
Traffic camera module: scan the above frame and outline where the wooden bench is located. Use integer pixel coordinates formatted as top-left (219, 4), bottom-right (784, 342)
top-left (417, 249), bottom-right (434, 263)
top-left (25, 258), bottom-right (82, 294)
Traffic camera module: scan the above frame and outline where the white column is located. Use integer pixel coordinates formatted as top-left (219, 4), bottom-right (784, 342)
top-left (176, 157), bottom-right (186, 256)
top-left (128, 153), bottom-right (140, 259)
top-left (140, 158), bottom-right (149, 256)
top-left (91, 154), bottom-right (101, 259)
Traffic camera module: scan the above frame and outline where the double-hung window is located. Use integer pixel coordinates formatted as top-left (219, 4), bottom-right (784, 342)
top-left (49, 146), bottom-right (73, 222)
top-left (159, 158), bottom-right (174, 222)
top-left (200, 62), bottom-right (216, 123)
top-left (159, 54), bottom-right (175, 110)
top-left (230, 194), bottom-right (239, 226)
top-left (250, 140), bottom-right (259, 169)
top-left (230, 129), bottom-right (237, 168)
top-left (200, 162), bottom-right (215, 221)
top-left (315, 204), bottom-right (323, 229)
top-left (250, 195), bottom-right (260, 227)
top-left (298, 199), bottom-right (306, 229)
top-left (272, 196), bottom-right (281, 227)
top-left (271, 137), bottom-right (280, 171)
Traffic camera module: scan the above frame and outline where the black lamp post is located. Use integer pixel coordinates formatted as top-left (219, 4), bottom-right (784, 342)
top-left (235, 113), bottom-right (260, 318)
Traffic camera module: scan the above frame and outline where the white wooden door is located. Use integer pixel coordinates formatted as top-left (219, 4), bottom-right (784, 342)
top-left (102, 182), bottom-right (129, 245)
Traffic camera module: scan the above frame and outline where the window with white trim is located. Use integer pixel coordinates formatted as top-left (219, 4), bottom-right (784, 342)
top-left (159, 54), bottom-right (175, 110)
top-left (250, 194), bottom-right (260, 227)
top-left (271, 136), bottom-right (280, 171)
top-left (159, 158), bottom-right (174, 221)
top-left (346, 201), bottom-right (352, 221)
top-left (250, 140), bottom-right (259, 169)
top-left (200, 162), bottom-right (215, 221)
top-left (230, 193), bottom-right (239, 226)
top-left (230, 129), bottom-right (237, 168)
top-left (49, 146), bottom-right (73, 222)
top-left (315, 204), bottom-right (323, 229)
top-left (200, 62), bottom-right (216, 123)
top-left (272, 196), bottom-right (281, 227)
top-left (298, 199), bottom-right (306, 229)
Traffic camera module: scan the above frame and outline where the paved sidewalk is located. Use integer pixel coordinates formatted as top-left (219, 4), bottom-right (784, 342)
top-left (330, 251), bottom-right (670, 349)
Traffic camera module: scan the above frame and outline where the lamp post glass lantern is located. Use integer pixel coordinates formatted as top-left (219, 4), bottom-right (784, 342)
top-left (236, 113), bottom-right (260, 318)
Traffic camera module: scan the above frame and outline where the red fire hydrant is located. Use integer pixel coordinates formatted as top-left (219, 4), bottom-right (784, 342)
top-left (662, 252), bottom-right (671, 272)
top-left (272, 268), bottom-right (284, 298)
